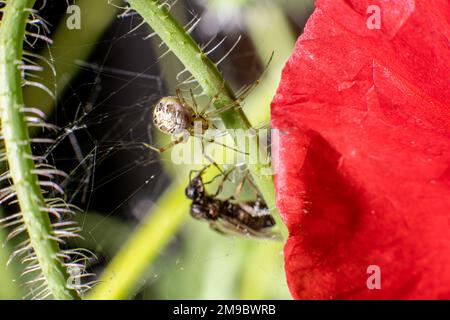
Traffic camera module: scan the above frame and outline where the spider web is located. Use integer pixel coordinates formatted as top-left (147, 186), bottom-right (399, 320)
top-left (16, 0), bottom-right (295, 299)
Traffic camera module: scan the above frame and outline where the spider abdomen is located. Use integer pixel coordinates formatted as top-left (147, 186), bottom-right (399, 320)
top-left (153, 97), bottom-right (192, 134)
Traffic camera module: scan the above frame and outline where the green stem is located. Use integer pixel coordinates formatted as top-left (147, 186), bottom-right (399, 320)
top-left (127, 0), bottom-right (283, 230)
top-left (128, 0), bottom-right (248, 129)
top-left (0, 0), bottom-right (78, 300)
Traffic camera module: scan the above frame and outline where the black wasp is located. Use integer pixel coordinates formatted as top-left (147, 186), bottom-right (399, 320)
top-left (185, 166), bottom-right (280, 240)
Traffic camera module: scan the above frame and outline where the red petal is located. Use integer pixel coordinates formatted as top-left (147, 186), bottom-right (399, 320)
top-left (271, 0), bottom-right (450, 299)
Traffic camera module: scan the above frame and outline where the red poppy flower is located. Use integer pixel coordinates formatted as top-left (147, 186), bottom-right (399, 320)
top-left (271, 0), bottom-right (450, 299)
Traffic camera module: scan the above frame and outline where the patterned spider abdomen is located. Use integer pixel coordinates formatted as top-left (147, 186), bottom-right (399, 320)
top-left (152, 97), bottom-right (192, 134)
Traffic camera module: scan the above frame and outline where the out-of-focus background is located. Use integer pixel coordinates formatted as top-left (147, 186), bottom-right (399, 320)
top-left (0, 0), bottom-right (313, 299)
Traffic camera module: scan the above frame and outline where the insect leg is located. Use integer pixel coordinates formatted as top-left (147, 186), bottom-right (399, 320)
top-left (231, 170), bottom-right (250, 199)
top-left (211, 166), bottom-right (236, 197)
top-left (199, 137), bottom-right (226, 175)
top-left (203, 136), bottom-right (249, 155)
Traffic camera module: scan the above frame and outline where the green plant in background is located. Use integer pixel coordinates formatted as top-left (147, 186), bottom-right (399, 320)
top-left (0, 210), bottom-right (23, 299)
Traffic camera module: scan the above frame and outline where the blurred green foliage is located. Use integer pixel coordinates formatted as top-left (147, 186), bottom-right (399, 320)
top-left (1, 0), bottom-right (313, 300)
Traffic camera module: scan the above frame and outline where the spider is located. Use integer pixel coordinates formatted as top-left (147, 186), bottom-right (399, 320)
top-left (145, 88), bottom-right (249, 156)
top-left (144, 53), bottom-right (274, 157)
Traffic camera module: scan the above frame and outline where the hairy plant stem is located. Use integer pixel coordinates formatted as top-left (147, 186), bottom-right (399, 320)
top-left (0, 0), bottom-right (78, 299)
top-left (127, 0), bottom-right (282, 224)
top-left (24, 0), bottom-right (117, 117)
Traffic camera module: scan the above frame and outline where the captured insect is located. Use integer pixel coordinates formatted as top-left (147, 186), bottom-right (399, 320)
top-left (185, 165), bottom-right (280, 240)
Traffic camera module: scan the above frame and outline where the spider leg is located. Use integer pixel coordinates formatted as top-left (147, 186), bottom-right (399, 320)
top-left (176, 88), bottom-right (189, 109)
top-left (234, 171), bottom-right (266, 207)
top-left (205, 52), bottom-right (274, 118)
top-left (146, 123), bottom-right (155, 146)
top-left (175, 88), bottom-right (183, 101)
top-left (199, 79), bottom-right (229, 115)
top-left (205, 79), bottom-right (260, 118)
top-left (236, 51), bottom-right (274, 101)
top-left (189, 88), bottom-right (200, 115)
top-left (199, 93), bottom-right (219, 115)
top-left (253, 120), bottom-right (270, 130)
top-left (189, 164), bottom-right (211, 182)
top-left (203, 136), bottom-right (249, 155)
top-left (204, 98), bottom-right (241, 118)
top-left (209, 122), bottom-right (230, 139)
top-left (142, 135), bottom-right (185, 153)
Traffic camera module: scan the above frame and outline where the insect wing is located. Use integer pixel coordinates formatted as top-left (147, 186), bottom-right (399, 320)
top-left (237, 201), bottom-right (270, 218)
top-left (209, 216), bottom-right (281, 241)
